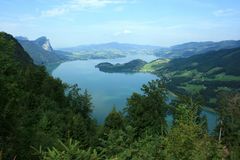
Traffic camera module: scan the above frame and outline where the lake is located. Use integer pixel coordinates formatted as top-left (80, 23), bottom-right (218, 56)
top-left (51, 54), bottom-right (218, 132)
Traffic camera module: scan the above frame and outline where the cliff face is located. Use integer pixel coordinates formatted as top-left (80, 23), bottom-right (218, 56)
top-left (34, 36), bottom-right (54, 52)
top-left (16, 36), bottom-right (62, 65)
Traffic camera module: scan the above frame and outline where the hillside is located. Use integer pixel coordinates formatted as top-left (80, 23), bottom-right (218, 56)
top-left (16, 36), bottom-right (68, 65)
top-left (155, 40), bottom-right (240, 58)
top-left (0, 33), bottom-right (33, 64)
top-left (0, 32), bottom-right (96, 159)
top-left (147, 48), bottom-right (240, 107)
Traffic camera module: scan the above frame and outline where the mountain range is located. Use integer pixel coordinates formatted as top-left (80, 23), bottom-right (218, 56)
top-left (59, 42), bottom-right (160, 59)
top-left (15, 35), bottom-right (240, 66)
top-left (154, 40), bottom-right (240, 58)
top-left (60, 42), bottom-right (160, 52)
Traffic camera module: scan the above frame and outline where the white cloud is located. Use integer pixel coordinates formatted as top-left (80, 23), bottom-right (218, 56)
top-left (213, 9), bottom-right (239, 17)
top-left (41, 0), bottom-right (130, 17)
top-left (114, 29), bottom-right (133, 36)
top-left (41, 8), bottom-right (66, 17)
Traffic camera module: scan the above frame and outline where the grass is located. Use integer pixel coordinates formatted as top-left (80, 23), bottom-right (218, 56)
top-left (140, 58), bottom-right (169, 72)
top-left (206, 67), bottom-right (223, 75)
top-left (174, 69), bottom-right (202, 78)
top-left (208, 73), bottom-right (240, 81)
top-left (179, 84), bottom-right (206, 94)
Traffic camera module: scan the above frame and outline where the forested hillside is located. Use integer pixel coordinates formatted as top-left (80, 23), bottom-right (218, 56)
top-left (1, 32), bottom-right (240, 159)
top-left (0, 32), bottom-right (97, 159)
top-left (149, 48), bottom-right (240, 107)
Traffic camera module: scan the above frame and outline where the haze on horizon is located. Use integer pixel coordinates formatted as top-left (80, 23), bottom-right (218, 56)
top-left (0, 0), bottom-right (240, 48)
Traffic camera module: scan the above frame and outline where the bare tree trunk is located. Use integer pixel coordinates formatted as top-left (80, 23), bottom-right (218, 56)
top-left (218, 120), bottom-right (222, 143)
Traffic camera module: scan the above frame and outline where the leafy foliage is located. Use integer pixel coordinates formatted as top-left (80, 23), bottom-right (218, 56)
top-left (35, 139), bottom-right (98, 160)
top-left (0, 32), bottom-right (96, 159)
top-left (126, 79), bottom-right (168, 136)
top-left (218, 92), bottom-right (240, 159)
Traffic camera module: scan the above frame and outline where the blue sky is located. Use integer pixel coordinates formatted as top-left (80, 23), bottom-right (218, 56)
top-left (0, 0), bottom-right (240, 48)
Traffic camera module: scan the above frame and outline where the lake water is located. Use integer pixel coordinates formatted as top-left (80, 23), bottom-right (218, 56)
top-left (52, 54), bottom-right (218, 132)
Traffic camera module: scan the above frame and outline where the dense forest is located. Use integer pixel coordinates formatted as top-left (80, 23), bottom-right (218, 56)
top-left (1, 32), bottom-right (240, 160)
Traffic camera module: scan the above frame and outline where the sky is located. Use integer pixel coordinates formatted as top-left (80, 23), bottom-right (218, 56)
top-left (0, 0), bottom-right (240, 48)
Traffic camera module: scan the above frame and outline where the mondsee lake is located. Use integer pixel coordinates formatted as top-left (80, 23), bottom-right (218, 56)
top-left (51, 54), bottom-right (218, 132)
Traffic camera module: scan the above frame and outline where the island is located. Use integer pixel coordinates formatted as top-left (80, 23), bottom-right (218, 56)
top-left (95, 59), bottom-right (147, 73)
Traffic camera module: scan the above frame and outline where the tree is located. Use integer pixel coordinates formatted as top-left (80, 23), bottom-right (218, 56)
top-left (125, 79), bottom-right (168, 136)
top-left (67, 85), bottom-right (93, 119)
top-left (104, 107), bottom-right (124, 132)
top-left (218, 92), bottom-right (240, 159)
top-left (164, 104), bottom-right (223, 160)
top-left (35, 139), bottom-right (98, 160)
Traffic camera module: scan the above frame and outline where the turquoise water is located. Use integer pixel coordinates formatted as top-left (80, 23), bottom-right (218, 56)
top-left (52, 55), bottom-right (218, 132)
top-left (52, 55), bottom-right (158, 123)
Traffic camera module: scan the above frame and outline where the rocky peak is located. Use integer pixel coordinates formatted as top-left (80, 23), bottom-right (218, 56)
top-left (34, 36), bottom-right (53, 52)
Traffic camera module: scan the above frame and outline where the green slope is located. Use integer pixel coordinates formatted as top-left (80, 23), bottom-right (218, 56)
top-left (0, 32), bottom-right (96, 159)
top-left (143, 47), bottom-right (240, 107)
top-left (0, 32), bottom-right (33, 64)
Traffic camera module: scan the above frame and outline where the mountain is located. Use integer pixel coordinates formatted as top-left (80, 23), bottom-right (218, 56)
top-left (60, 42), bottom-right (160, 59)
top-left (95, 59), bottom-right (147, 73)
top-left (162, 47), bottom-right (240, 75)
top-left (16, 36), bottom-right (66, 65)
top-left (61, 42), bottom-right (160, 52)
top-left (147, 47), bottom-right (240, 107)
top-left (34, 36), bottom-right (53, 52)
top-left (0, 32), bottom-right (33, 64)
top-left (155, 40), bottom-right (240, 58)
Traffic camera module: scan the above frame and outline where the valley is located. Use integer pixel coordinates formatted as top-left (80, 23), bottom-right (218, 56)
top-left (1, 32), bottom-right (239, 159)
top-left (96, 47), bottom-right (240, 109)
top-left (2, 0), bottom-right (240, 159)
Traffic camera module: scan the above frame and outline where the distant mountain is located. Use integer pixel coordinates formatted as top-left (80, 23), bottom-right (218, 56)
top-left (59, 42), bottom-right (160, 59)
top-left (155, 40), bottom-right (240, 58)
top-left (61, 42), bottom-right (160, 52)
top-left (34, 36), bottom-right (53, 52)
top-left (16, 36), bottom-right (66, 65)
